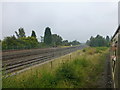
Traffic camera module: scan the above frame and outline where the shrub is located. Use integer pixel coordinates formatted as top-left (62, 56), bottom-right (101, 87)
top-left (56, 63), bottom-right (77, 81)
top-left (82, 49), bottom-right (86, 52)
top-left (39, 72), bottom-right (57, 88)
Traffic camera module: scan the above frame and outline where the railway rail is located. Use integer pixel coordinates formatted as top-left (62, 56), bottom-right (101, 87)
top-left (2, 45), bottom-right (87, 76)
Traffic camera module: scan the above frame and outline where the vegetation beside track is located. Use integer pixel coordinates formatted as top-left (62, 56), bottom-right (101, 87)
top-left (3, 47), bottom-right (108, 88)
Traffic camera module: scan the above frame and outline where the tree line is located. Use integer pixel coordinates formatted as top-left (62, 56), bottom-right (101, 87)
top-left (2, 27), bottom-right (80, 50)
top-left (86, 35), bottom-right (110, 47)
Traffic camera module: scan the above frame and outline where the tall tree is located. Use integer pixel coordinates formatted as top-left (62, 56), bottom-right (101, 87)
top-left (44, 27), bottom-right (52, 45)
top-left (15, 28), bottom-right (26, 38)
top-left (106, 36), bottom-right (110, 46)
top-left (106, 36), bottom-right (110, 42)
top-left (31, 30), bottom-right (37, 38)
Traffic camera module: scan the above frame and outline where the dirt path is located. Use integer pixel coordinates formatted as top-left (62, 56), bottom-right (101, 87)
top-left (97, 53), bottom-right (113, 88)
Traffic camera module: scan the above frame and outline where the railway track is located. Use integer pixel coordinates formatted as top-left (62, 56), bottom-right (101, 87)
top-left (2, 45), bottom-right (87, 76)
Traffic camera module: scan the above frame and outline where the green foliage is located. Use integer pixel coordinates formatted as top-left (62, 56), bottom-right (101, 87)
top-left (2, 27), bottom-right (81, 50)
top-left (84, 47), bottom-right (108, 55)
top-left (52, 34), bottom-right (63, 47)
top-left (2, 35), bottom-right (18, 50)
top-left (44, 27), bottom-right (52, 45)
top-left (2, 36), bottom-right (39, 50)
top-left (62, 40), bottom-right (80, 46)
top-left (31, 30), bottom-right (37, 38)
top-left (38, 42), bottom-right (49, 48)
top-left (70, 40), bottom-right (80, 45)
top-left (62, 40), bottom-right (70, 46)
top-left (3, 47), bottom-right (108, 88)
top-left (38, 72), bottom-right (57, 88)
top-left (56, 63), bottom-right (78, 81)
top-left (18, 37), bottom-right (39, 48)
top-left (95, 47), bottom-right (108, 52)
top-left (15, 28), bottom-right (26, 38)
top-left (86, 35), bottom-right (110, 47)
top-left (55, 63), bottom-right (82, 87)
top-left (73, 58), bottom-right (89, 68)
top-left (82, 49), bottom-right (86, 52)
top-left (105, 36), bottom-right (110, 47)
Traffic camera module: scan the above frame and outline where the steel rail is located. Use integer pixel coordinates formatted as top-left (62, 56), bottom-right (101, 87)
top-left (2, 46), bottom-right (85, 76)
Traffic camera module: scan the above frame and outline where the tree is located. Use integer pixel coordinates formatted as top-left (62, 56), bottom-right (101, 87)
top-left (71, 40), bottom-right (80, 45)
top-left (2, 35), bottom-right (18, 49)
top-left (62, 40), bottom-right (70, 46)
top-left (18, 37), bottom-right (39, 49)
top-left (106, 36), bottom-right (110, 47)
top-left (31, 30), bottom-right (37, 38)
top-left (52, 34), bottom-right (63, 46)
top-left (44, 27), bottom-right (52, 45)
top-left (15, 28), bottom-right (26, 38)
top-left (86, 35), bottom-right (110, 47)
top-left (106, 36), bottom-right (110, 42)
top-left (89, 36), bottom-right (95, 46)
top-left (2, 35), bottom-right (39, 50)
top-left (86, 40), bottom-right (90, 45)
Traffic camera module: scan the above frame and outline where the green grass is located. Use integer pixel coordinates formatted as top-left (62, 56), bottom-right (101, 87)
top-left (2, 47), bottom-right (108, 88)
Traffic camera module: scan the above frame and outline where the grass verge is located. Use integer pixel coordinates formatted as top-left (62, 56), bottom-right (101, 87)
top-left (3, 47), bottom-right (108, 88)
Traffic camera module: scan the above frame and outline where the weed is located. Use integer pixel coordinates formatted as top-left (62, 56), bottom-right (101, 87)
top-left (2, 47), bottom-right (108, 88)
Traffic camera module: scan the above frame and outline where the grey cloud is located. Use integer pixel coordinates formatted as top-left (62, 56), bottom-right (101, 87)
top-left (1, 2), bottom-right (118, 42)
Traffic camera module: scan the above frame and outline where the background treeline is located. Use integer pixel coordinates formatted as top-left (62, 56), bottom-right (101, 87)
top-left (2, 27), bottom-right (80, 50)
top-left (86, 35), bottom-right (110, 47)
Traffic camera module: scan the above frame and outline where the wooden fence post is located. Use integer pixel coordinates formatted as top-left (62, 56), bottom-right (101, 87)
top-left (70, 54), bottom-right (71, 60)
top-left (51, 61), bottom-right (52, 69)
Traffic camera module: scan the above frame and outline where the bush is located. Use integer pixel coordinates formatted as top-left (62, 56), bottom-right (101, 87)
top-left (56, 63), bottom-right (77, 80)
top-left (3, 47), bottom-right (108, 88)
top-left (55, 63), bottom-right (82, 87)
top-left (73, 58), bottom-right (90, 67)
top-left (2, 36), bottom-right (39, 50)
top-left (38, 72), bottom-right (57, 88)
top-left (82, 49), bottom-right (86, 52)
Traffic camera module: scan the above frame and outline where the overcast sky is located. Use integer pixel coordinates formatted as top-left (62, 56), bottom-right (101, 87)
top-left (1, 2), bottom-right (118, 42)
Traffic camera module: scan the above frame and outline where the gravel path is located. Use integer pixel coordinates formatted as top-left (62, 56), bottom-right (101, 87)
top-left (97, 53), bottom-right (113, 88)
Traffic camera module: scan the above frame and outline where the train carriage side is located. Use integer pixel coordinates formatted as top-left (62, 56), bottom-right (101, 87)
top-left (111, 26), bottom-right (120, 88)
top-left (118, 27), bottom-right (120, 88)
